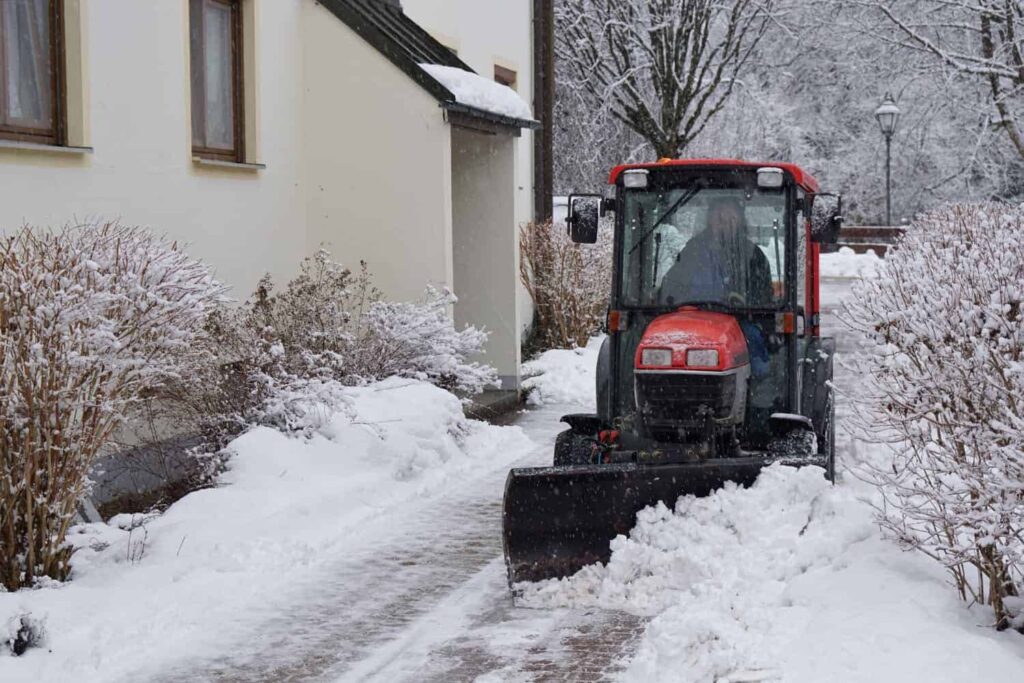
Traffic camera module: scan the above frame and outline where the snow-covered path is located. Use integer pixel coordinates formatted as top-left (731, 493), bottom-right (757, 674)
top-left (148, 405), bottom-right (645, 683)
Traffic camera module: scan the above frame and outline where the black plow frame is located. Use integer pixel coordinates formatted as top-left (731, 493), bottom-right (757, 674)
top-left (502, 454), bottom-right (827, 586)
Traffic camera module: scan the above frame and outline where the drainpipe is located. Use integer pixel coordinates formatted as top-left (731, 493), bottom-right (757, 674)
top-left (533, 0), bottom-right (554, 223)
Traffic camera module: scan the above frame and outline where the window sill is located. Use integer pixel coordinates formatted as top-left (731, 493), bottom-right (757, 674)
top-left (192, 156), bottom-right (265, 171)
top-left (0, 139), bottom-right (93, 155)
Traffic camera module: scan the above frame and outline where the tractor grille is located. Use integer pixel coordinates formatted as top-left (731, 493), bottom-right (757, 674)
top-left (635, 372), bottom-right (737, 425)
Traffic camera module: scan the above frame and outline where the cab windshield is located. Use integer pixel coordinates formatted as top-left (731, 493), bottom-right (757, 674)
top-left (619, 179), bottom-right (788, 308)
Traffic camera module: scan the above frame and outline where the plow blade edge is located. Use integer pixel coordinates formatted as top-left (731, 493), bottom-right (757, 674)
top-left (502, 458), bottom-right (785, 585)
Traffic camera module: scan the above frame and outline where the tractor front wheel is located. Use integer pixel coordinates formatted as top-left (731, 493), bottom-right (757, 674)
top-left (824, 393), bottom-right (837, 483)
top-left (553, 429), bottom-right (596, 466)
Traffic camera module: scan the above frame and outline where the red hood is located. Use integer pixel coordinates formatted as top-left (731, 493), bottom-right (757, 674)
top-left (635, 309), bottom-right (749, 371)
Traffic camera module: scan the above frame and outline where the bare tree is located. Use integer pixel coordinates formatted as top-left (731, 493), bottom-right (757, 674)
top-left (869, 0), bottom-right (1024, 160)
top-left (557, 0), bottom-right (774, 159)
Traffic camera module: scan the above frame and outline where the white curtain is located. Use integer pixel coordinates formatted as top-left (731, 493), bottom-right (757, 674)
top-left (203, 1), bottom-right (233, 150)
top-left (0, 0), bottom-right (52, 129)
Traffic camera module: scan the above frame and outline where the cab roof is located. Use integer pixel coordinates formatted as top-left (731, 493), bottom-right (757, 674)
top-left (609, 158), bottom-right (820, 193)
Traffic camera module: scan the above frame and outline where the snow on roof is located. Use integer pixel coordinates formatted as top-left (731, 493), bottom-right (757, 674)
top-left (419, 63), bottom-right (534, 122)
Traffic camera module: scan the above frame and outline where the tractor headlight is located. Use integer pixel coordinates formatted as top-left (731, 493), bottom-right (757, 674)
top-left (686, 349), bottom-right (719, 368)
top-left (641, 348), bottom-right (672, 367)
top-left (623, 169), bottom-right (649, 189)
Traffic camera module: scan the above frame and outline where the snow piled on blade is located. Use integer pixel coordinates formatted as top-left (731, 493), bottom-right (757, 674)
top-left (0, 379), bottom-right (533, 682)
top-left (420, 63), bottom-right (534, 121)
top-left (521, 336), bottom-right (602, 408)
top-left (518, 465), bottom-right (1024, 682)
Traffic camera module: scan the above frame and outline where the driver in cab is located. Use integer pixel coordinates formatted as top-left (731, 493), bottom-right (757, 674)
top-left (658, 197), bottom-right (773, 307)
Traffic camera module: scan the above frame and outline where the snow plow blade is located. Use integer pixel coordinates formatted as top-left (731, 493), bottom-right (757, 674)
top-left (502, 457), bottom-right (815, 586)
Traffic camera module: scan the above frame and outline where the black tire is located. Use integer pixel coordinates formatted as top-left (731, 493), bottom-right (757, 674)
top-left (824, 392), bottom-right (837, 483)
top-left (553, 429), bottom-right (595, 466)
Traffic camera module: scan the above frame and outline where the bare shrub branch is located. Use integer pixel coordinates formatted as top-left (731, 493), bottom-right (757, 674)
top-left (520, 220), bottom-right (612, 351)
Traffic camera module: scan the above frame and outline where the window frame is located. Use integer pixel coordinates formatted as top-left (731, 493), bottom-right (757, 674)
top-left (0, 0), bottom-right (65, 145)
top-left (494, 64), bottom-right (517, 90)
top-left (615, 170), bottom-right (792, 312)
top-left (190, 0), bottom-right (244, 163)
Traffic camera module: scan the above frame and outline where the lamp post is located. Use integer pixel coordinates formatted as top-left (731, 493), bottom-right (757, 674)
top-left (874, 93), bottom-right (901, 226)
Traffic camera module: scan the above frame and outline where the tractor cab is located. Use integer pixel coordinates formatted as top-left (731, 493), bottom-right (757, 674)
top-left (502, 159), bottom-right (842, 586)
top-left (568, 161), bottom-right (840, 455)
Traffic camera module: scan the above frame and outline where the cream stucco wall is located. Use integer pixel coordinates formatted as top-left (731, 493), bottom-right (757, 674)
top-left (401, 0), bottom-right (537, 340)
top-left (300, 1), bottom-right (454, 302)
top-left (451, 127), bottom-right (520, 387)
top-left (0, 0), bottom-right (308, 299)
top-left (0, 0), bottom-right (530, 384)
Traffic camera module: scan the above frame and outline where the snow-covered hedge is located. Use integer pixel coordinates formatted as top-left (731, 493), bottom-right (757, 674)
top-left (520, 219), bottom-right (613, 352)
top-left (843, 203), bottom-right (1024, 630)
top-left (248, 251), bottom-right (495, 394)
top-left (521, 336), bottom-right (601, 408)
top-left (162, 250), bottom-right (496, 455)
top-left (0, 224), bottom-right (225, 591)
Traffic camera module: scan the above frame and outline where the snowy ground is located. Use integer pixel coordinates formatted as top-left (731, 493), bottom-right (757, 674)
top-left (2, 252), bottom-right (1023, 681)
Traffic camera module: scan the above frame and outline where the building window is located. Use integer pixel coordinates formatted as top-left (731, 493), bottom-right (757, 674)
top-left (190, 0), bottom-right (243, 162)
top-left (0, 0), bottom-right (63, 145)
top-left (494, 65), bottom-right (517, 90)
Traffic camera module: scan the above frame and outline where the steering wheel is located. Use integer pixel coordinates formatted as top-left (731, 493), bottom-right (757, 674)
top-left (727, 291), bottom-right (746, 306)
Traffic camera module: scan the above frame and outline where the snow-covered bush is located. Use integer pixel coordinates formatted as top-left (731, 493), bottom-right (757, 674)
top-left (0, 224), bottom-right (224, 591)
top-left (363, 287), bottom-right (496, 394)
top-left (245, 250), bottom-right (494, 393)
top-left (520, 220), bottom-right (612, 352)
top-left (843, 203), bottom-right (1024, 631)
top-left (163, 250), bottom-right (495, 455)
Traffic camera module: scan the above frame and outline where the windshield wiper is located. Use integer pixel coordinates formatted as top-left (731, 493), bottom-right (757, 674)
top-left (628, 186), bottom-right (701, 255)
top-left (657, 300), bottom-right (781, 313)
top-left (662, 299), bottom-right (730, 310)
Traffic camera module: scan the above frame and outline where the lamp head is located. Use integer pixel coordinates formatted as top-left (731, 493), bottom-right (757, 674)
top-left (875, 92), bottom-right (901, 137)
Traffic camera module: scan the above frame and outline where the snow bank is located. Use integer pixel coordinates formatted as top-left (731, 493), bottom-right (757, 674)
top-left (519, 465), bottom-right (1024, 681)
top-left (420, 64), bottom-right (533, 121)
top-left (521, 336), bottom-right (602, 408)
top-left (820, 246), bottom-right (882, 278)
top-left (0, 379), bottom-right (533, 682)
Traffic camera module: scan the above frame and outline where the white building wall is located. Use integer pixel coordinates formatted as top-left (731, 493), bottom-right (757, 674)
top-left (0, 0), bottom-right (531, 381)
top-left (0, 0), bottom-right (308, 300)
top-left (451, 127), bottom-right (520, 387)
top-left (301, 1), bottom-right (455, 302)
top-left (400, 0), bottom-right (537, 339)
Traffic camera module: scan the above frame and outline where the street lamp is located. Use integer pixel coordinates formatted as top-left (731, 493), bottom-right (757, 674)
top-left (874, 93), bottom-right (901, 226)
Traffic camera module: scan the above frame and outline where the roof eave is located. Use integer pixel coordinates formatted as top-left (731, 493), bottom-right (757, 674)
top-left (441, 101), bottom-right (541, 133)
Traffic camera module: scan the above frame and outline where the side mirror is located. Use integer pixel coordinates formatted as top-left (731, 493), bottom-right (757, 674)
top-left (567, 194), bottom-right (601, 244)
top-left (810, 193), bottom-right (843, 244)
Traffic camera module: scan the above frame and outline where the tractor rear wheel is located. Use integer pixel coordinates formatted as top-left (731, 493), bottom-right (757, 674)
top-left (553, 429), bottom-right (595, 466)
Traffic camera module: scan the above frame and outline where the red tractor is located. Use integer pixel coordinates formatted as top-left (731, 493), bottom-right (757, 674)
top-left (503, 159), bottom-right (842, 585)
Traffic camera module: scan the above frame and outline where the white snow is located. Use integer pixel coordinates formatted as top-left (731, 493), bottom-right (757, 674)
top-left (419, 64), bottom-right (534, 121)
top-left (518, 464), bottom-right (1024, 681)
top-left (521, 336), bottom-right (602, 408)
top-left (819, 246), bottom-right (882, 278)
top-left (0, 378), bottom-right (534, 682)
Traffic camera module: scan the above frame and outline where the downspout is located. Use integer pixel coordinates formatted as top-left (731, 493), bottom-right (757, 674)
top-left (533, 0), bottom-right (554, 222)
